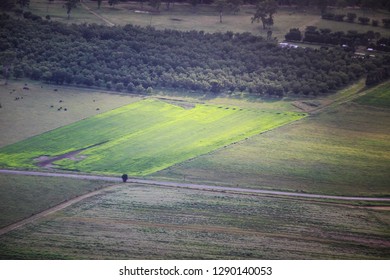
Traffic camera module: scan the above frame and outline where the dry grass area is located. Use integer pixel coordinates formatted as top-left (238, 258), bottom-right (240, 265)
top-left (0, 81), bottom-right (141, 147)
top-left (0, 184), bottom-right (389, 259)
top-left (26, 1), bottom-right (390, 40)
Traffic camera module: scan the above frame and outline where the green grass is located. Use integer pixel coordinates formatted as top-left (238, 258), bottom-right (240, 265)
top-left (0, 185), bottom-right (388, 259)
top-left (355, 82), bottom-right (390, 108)
top-left (0, 174), bottom-right (110, 228)
top-left (0, 98), bottom-right (304, 175)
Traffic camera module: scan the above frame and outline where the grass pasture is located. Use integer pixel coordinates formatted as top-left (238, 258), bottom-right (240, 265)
top-left (0, 184), bottom-right (389, 259)
top-left (0, 98), bottom-right (304, 175)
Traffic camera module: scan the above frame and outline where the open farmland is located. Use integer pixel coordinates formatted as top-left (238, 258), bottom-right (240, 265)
top-left (0, 98), bottom-right (304, 175)
top-left (0, 173), bottom-right (111, 228)
top-left (0, 184), bottom-right (389, 259)
top-left (152, 83), bottom-right (390, 197)
top-left (1, 1), bottom-right (390, 263)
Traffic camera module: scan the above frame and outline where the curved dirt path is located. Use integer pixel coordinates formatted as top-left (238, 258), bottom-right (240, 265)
top-left (1, 169), bottom-right (389, 202)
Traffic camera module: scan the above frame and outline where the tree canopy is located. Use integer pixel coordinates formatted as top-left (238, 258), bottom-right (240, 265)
top-left (1, 13), bottom-right (385, 97)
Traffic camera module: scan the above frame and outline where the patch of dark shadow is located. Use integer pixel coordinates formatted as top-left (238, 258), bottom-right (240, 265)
top-left (170, 18), bottom-right (183, 21)
top-left (302, 101), bottom-right (321, 107)
top-left (156, 97), bottom-right (195, 109)
top-left (34, 141), bottom-right (108, 169)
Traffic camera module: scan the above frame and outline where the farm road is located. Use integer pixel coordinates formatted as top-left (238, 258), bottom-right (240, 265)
top-left (1, 169), bottom-right (390, 202)
top-left (1, 169), bottom-right (389, 236)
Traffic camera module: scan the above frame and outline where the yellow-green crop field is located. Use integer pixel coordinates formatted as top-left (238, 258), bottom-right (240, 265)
top-left (0, 99), bottom-right (304, 176)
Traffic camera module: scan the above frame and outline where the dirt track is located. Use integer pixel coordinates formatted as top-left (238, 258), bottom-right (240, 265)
top-left (1, 169), bottom-right (389, 236)
top-left (1, 169), bottom-right (389, 202)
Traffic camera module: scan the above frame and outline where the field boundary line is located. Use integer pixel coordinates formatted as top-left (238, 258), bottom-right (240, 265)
top-left (80, 0), bottom-right (115, 27)
top-left (1, 169), bottom-right (389, 202)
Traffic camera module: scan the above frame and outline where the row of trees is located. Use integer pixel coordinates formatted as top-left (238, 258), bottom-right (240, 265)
top-left (322, 12), bottom-right (390, 28)
top-left (285, 26), bottom-right (390, 52)
top-left (0, 13), bottom-right (388, 96)
top-left (88, 0), bottom-right (390, 10)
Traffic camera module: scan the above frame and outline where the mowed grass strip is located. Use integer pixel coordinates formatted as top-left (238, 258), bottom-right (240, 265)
top-left (0, 99), bottom-right (304, 175)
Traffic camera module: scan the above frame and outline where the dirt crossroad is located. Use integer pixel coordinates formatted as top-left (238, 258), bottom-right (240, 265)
top-left (1, 169), bottom-right (389, 202)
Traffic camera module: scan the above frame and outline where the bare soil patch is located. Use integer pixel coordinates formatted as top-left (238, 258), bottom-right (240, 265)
top-left (34, 142), bottom-right (106, 169)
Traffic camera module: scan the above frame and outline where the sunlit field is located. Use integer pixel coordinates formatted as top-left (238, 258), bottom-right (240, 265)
top-left (0, 99), bottom-right (304, 175)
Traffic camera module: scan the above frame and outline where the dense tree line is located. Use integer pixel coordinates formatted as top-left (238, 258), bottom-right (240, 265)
top-left (0, 13), bottom-right (386, 96)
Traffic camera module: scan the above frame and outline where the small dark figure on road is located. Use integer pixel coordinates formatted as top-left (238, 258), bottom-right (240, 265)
top-left (121, 174), bottom-right (128, 183)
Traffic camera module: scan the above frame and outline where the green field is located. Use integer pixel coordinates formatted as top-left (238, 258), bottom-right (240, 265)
top-left (0, 184), bottom-right (388, 259)
top-left (0, 98), bottom-right (304, 175)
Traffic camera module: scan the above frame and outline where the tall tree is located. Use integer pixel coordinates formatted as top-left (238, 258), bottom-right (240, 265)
top-left (0, 51), bottom-right (17, 85)
top-left (0, 0), bottom-right (15, 10)
top-left (108, 0), bottom-right (119, 8)
top-left (64, 0), bottom-right (77, 19)
top-left (228, 0), bottom-right (243, 15)
top-left (149, 0), bottom-right (162, 10)
top-left (17, 0), bottom-right (30, 10)
top-left (251, 0), bottom-right (278, 30)
top-left (215, 0), bottom-right (227, 23)
top-left (317, 0), bottom-right (328, 15)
